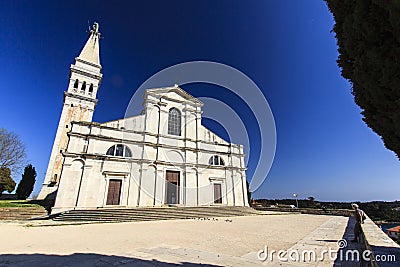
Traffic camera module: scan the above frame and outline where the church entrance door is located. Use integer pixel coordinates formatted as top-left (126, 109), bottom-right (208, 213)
top-left (165, 171), bottom-right (180, 204)
top-left (106, 179), bottom-right (122, 205)
top-left (213, 183), bottom-right (222, 204)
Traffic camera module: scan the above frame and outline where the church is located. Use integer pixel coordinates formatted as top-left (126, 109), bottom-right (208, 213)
top-left (37, 23), bottom-right (249, 214)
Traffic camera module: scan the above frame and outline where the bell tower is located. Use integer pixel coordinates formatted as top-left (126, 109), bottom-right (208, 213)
top-left (37, 23), bottom-right (103, 199)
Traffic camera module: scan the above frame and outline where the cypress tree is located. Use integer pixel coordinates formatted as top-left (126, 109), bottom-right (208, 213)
top-left (16, 164), bottom-right (36, 200)
top-left (325, 0), bottom-right (400, 158)
top-left (0, 167), bottom-right (15, 196)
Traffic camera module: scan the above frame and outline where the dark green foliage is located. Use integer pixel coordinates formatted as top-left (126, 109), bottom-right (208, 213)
top-left (325, 0), bottom-right (400, 158)
top-left (246, 181), bottom-right (252, 207)
top-left (307, 196), bottom-right (317, 208)
top-left (361, 201), bottom-right (400, 222)
top-left (257, 199), bottom-right (400, 222)
top-left (0, 167), bottom-right (16, 196)
top-left (16, 164), bottom-right (36, 200)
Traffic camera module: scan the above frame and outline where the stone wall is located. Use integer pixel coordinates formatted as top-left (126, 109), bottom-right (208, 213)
top-left (0, 194), bottom-right (17, 200)
top-left (0, 207), bottom-right (47, 220)
top-left (360, 214), bottom-right (400, 267)
top-left (255, 207), bottom-right (400, 266)
top-left (254, 206), bottom-right (353, 217)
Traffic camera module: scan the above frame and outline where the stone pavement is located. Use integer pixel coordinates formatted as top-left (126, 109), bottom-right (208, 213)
top-left (242, 216), bottom-right (363, 266)
top-left (0, 214), bottom-right (368, 266)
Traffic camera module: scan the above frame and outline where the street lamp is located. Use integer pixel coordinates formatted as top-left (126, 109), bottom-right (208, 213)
top-left (293, 193), bottom-right (298, 208)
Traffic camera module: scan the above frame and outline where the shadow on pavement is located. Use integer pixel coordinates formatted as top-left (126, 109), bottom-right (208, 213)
top-left (334, 216), bottom-right (367, 266)
top-left (334, 217), bottom-right (400, 266)
top-left (0, 253), bottom-right (222, 267)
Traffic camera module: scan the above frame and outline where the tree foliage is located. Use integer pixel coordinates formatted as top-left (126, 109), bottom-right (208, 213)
top-left (258, 198), bottom-right (400, 222)
top-left (308, 196), bottom-right (317, 207)
top-left (0, 167), bottom-right (16, 196)
top-left (0, 128), bottom-right (26, 172)
top-left (325, 0), bottom-right (400, 158)
top-left (16, 164), bottom-right (36, 200)
top-left (246, 181), bottom-right (252, 207)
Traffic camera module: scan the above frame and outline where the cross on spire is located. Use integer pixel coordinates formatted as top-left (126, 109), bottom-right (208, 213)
top-left (91, 22), bottom-right (100, 36)
top-left (78, 22), bottom-right (101, 65)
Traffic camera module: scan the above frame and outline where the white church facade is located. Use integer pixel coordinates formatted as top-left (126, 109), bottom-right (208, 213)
top-left (38, 24), bottom-right (249, 214)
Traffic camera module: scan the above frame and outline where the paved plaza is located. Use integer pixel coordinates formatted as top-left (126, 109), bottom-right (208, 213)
top-left (0, 214), bottom-right (362, 266)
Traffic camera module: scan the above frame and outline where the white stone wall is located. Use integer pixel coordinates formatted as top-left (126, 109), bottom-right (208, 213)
top-left (38, 55), bottom-right (102, 200)
top-left (52, 87), bottom-right (248, 213)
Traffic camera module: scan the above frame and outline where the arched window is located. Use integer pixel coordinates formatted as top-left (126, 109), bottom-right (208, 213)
top-left (88, 84), bottom-right (94, 96)
top-left (81, 81), bottom-right (86, 93)
top-left (106, 144), bottom-right (132, 157)
top-left (73, 79), bottom-right (79, 90)
top-left (168, 108), bottom-right (181, 136)
top-left (209, 155), bottom-right (225, 166)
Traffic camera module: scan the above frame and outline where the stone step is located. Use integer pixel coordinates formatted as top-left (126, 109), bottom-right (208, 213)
top-left (61, 209), bottom-right (255, 217)
top-left (65, 207), bottom-right (262, 213)
top-left (62, 207), bottom-right (259, 216)
top-left (53, 217), bottom-right (226, 223)
top-left (54, 213), bottom-right (250, 222)
top-left (55, 211), bottom-right (237, 220)
top-left (52, 206), bottom-right (261, 222)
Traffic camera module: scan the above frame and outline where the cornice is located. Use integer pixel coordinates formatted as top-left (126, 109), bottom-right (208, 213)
top-left (64, 92), bottom-right (98, 104)
top-left (68, 132), bottom-right (244, 157)
top-left (62, 152), bottom-right (246, 171)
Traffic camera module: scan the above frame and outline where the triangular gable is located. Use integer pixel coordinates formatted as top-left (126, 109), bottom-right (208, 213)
top-left (145, 86), bottom-right (203, 106)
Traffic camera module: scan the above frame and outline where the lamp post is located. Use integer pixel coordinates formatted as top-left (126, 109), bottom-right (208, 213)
top-left (293, 193), bottom-right (298, 208)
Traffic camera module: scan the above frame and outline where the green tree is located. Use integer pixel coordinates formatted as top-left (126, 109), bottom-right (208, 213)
top-left (0, 167), bottom-right (16, 196)
top-left (325, 0), bottom-right (400, 158)
top-left (246, 181), bottom-right (252, 207)
top-left (308, 196), bottom-right (316, 208)
top-left (16, 164), bottom-right (36, 200)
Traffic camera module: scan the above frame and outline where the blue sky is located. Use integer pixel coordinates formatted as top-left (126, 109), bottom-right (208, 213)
top-left (0, 1), bottom-right (399, 202)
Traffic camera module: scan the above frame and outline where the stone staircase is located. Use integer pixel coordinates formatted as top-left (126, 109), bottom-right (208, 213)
top-left (52, 206), bottom-right (267, 223)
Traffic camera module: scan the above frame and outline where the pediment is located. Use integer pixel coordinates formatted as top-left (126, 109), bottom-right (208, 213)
top-left (145, 86), bottom-right (203, 106)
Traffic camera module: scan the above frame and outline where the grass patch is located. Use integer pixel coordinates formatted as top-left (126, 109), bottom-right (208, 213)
top-left (0, 200), bottom-right (41, 208)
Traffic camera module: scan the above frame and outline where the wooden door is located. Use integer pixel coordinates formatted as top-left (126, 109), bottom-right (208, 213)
top-left (106, 179), bottom-right (122, 205)
top-left (214, 183), bottom-right (222, 204)
top-left (165, 171), bottom-right (180, 204)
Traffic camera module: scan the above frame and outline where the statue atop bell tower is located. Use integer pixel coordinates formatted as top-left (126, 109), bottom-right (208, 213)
top-left (37, 23), bottom-right (103, 200)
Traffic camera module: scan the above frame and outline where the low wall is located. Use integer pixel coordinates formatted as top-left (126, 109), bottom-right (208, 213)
top-left (254, 206), bottom-right (353, 216)
top-left (360, 215), bottom-right (400, 267)
top-left (255, 207), bottom-right (399, 265)
top-left (0, 194), bottom-right (17, 200)
top-left (0, 207), bottom-right (47, 220)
